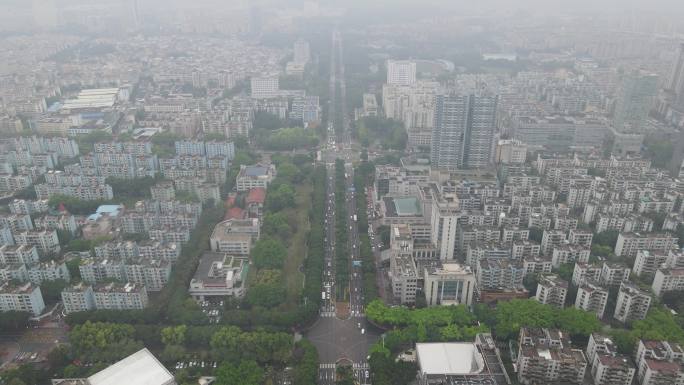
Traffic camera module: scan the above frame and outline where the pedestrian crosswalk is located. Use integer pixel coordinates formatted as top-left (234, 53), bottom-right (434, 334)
top-left (319, 362), bottom-right (370, 384)
top-left (321, 311), bottom-right (336, 317)
top-left (319, 362), bottom-right (369, 369)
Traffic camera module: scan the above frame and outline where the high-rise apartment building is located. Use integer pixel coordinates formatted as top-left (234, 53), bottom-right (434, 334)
top-left (294, 39), bottom-right (310, 64)
top-left (431, 94), bottom-right (497, 169)
top-left (386, 60), bottom-right (416, 86)
top-left (666, 43), bottom-right (684, 104)
top-left (613, 70), bottom-right (658, 133)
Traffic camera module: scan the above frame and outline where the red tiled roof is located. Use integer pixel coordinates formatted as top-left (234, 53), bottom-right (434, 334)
top-left (225, 207), bottom-right (245, 220)
top-left (246, 188), bottom-right (266, 204)
top-left (646, 358), bottom-right (682, 374)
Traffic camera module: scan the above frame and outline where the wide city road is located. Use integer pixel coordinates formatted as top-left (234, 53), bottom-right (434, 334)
top-left (305, 28), bottom-right (378, 385)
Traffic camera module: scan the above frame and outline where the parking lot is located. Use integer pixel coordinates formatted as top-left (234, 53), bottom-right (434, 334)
top-left (198, 300), bottom-right (223, 323)
top-left (0, 321), bottom-right (68, 370)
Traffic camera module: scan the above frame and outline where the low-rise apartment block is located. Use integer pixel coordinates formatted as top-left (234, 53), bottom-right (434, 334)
top-left (535, 274), bottom-right (568, 308)
top-left (516, 327), bottom-right (587, 385)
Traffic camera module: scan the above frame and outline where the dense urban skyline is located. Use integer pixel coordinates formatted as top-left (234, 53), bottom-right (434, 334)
top-left (2, 1), bottom-right (684, 385)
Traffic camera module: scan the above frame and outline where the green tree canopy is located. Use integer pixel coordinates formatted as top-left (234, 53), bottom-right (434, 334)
top-left (215, 360), bottom-right (264, 385)
top-left (161, 325), bottom-right (187, 346)
top-left (251, 237), bottom-right (287, 269)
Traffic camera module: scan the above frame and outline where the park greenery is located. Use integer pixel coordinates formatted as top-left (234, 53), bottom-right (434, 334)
top-left (353, 116), bottom-right (407, 150)
top-left (255, 127), bottom-right (320, 151)
top-left (49, 321), bottom-right (316, 385)
top-left (200, 163), bottom-right (327, 329)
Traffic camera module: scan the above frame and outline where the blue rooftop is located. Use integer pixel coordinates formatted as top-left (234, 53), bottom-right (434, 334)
top-left (87, 204), bottom-right (123, 221)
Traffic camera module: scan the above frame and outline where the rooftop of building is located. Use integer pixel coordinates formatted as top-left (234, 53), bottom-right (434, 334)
top-left (86, 348), bottom-right (174, 385)
top-left (426, 263), bottom-right (474, 277)
top-left (0, 281), bottom-right (38, 294)
top-left (211, 218), bottom-right (258, 239)
top-left (539, 274), bottom-right (568, 288)
top-left (391, 253), bottom-right (417, 278)
top-left (239, 163), bottom-right (274, 178)
top-left (383, 196), bottom-right (422, 218)
top-left (190, 252), bottom-right (247, 288)
top-left (87, 204), bottom-right (124, 221)
top-left (93, 282), bottom-right (144, 294)
top-left (63, 282), bottom-right (93, 293)
top-left (246, 187), bottom-right (266, 204)
top-left (416, 342), bottom-right (485, 375)
top-left (657, 268), bottom-right (684, 276)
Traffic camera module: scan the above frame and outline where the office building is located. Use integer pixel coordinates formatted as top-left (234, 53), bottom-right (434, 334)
top-left (387, 60), bottom-right (416, 86)
top-left (431, 94), bottom-right (497, 169)
top-left (250, 75), bottom-right (279, 99)
top-left (235, 164), bottom-right (276, 192)
top-left (390, 253), bottom-right (418, 305)
top-left (189, 252), bottom-right (248, 300)
top-left (209, 218), bottom-right (260, 255)
top-left (516, 327), bottom-right (588, 385)
top-left (614, 281), bottom-right (652, 323)
top-left (429, 186), bottom-right (460, 260)
top-left (423, 263), bottom-right (476, 307)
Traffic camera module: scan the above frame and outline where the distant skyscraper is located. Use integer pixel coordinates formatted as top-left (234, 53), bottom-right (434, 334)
top-left (667, 43), bottom-right (684, 104)
top-left (129, 0), bottom-right (140, 30)
top-left (387, 60), bottom-right (416, 86)
top-left (293, 39), bottom-right (310, 64)
top-left (431, 94), bottom-right (497, 169)
top-left (248, 6), bottom-right (262, 36)
top-left (613, 70), bottom-right (658, 133)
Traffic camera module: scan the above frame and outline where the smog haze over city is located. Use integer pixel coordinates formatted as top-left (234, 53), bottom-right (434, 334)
top-left (3, 1), bottom-right (684, 385)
